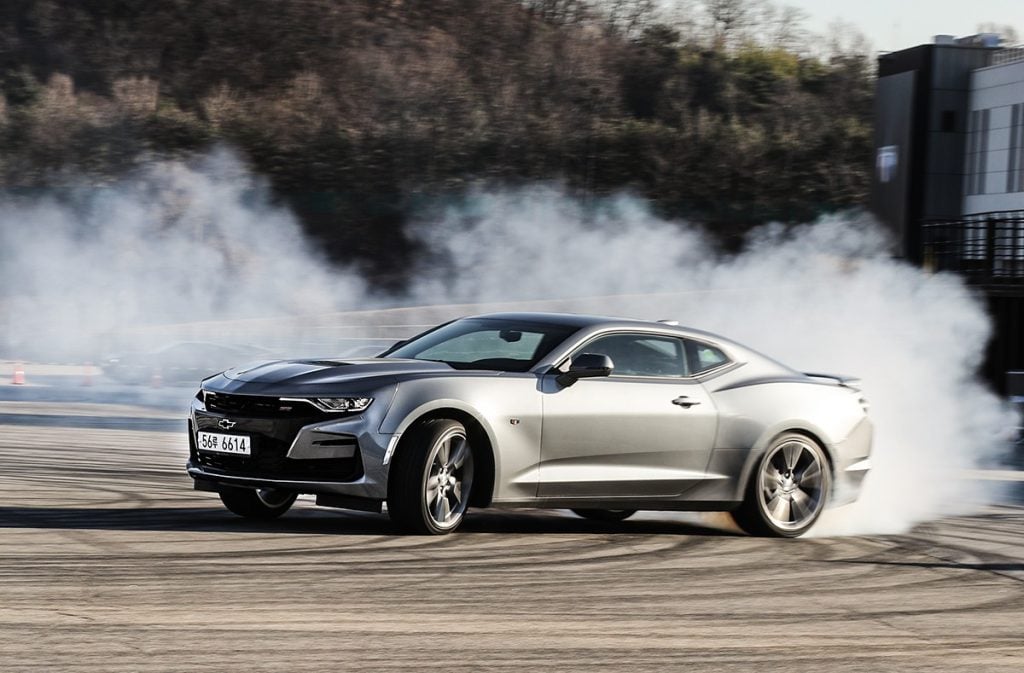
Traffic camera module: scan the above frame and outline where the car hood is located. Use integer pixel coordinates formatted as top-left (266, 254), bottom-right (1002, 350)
top-left (222, 358), bottom-right (457, 386)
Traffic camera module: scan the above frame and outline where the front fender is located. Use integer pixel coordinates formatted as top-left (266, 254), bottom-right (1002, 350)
top-left (380, 376), bottom-right (544, 501)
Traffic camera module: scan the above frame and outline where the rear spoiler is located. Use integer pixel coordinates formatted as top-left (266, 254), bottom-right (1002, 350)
top-left (803, 372), bottom-right (862, 390)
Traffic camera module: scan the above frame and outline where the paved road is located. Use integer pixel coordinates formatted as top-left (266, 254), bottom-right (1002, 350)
top-left (1, 401), bottom-right (1023, 672)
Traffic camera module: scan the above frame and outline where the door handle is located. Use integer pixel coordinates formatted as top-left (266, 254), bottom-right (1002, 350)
top-left (672, 396), bottom-right (701, 408)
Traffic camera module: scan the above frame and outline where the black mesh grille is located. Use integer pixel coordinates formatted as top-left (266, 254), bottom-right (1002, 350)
top-left (204, 392), bottom-right (324, 419)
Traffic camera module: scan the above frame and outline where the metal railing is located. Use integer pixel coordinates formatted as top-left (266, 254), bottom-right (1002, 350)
top-left (992, 46), bottom-right (1024, 66)
top-left (922, 211), bottom-right (1024, 285)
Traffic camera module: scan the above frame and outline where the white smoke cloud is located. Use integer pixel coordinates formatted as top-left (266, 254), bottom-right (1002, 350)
top-left (0, 154), bottom-right (1014, 534)
top-left (408, 187), bottom-right (1017, 534)
top-left (0, 148), bottom-right (363, 359)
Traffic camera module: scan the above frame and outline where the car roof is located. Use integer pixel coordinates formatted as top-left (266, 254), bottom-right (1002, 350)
top-left (468, 311), bottom-right (747, 348)
top-left (439, 312), bottom-right (795, 375)
top-left (470, 311), bottom-right (655, 329)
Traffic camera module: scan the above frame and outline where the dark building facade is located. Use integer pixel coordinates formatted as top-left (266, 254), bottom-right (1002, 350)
top-left (871, 35), bottom-right (1024, 393)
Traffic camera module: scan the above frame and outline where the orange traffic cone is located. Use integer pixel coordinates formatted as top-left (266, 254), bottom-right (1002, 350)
top-left (82, 362), bottom-right (94, 387)
top-left (12, 362), bottom-right (25, 385)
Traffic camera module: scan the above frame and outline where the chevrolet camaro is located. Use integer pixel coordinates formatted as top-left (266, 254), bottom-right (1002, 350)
top-left (187, 312), bottom-right (872, 537)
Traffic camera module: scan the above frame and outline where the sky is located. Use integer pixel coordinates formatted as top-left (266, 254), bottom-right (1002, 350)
top-left (784, 0), bottom-right (1023, 52)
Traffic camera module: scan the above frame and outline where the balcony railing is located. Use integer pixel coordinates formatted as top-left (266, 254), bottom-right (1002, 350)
top-left (922, 211), bottom-right (1024, 286)
top-left (992, 46), bottom-right (1024, 66)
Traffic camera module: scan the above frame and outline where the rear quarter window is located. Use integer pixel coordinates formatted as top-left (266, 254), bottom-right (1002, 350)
top-left (686, 340), bottom-right (730, 374)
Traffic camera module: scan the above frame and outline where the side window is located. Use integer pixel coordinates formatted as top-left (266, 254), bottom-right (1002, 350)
top-left (572, 333), bottom-right (688, 377)
top-left (685, 339), bottom-right (730, 374)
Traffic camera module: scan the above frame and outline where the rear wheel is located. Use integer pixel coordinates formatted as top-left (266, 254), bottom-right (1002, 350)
top-left (571, 509), bottom-right (637, 522)
top-left (218, 488), bottom-right (297, 520)
top-left (733, 433), bottom-right (830, 538)
top-left (388, 419), bottom-right (474, 535)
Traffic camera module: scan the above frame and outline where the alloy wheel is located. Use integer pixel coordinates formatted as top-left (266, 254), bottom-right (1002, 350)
top-left (423, 428), bottom-right (474, 530)
top-left (757, 438), bottom-right (826, 532)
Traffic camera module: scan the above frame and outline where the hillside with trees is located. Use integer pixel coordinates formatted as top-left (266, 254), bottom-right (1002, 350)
top-left (0, 0), bottom-right (875, 283)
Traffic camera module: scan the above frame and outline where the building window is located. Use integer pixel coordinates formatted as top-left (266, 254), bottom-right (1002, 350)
top-left (967, 109), bottom-right (991, 195)
top-left (1009, 103), bottom-right (1024, 193)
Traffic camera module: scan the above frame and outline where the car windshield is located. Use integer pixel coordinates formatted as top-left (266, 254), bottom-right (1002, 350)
top-left (382, 318), bottom-right (579, 372)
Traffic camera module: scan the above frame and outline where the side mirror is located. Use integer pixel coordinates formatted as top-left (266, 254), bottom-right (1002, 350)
top-left (556, 353), bottom-right (614, 387)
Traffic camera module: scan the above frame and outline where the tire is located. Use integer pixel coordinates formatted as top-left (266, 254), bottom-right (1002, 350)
top-left (219, 487), bottom-right (297, 520)
top-left (388, 419), bottom-right (475, 535)
top-left (733, 433), bottom-right (831, 538)
top-left (571, 509), bottom-right (637, 522)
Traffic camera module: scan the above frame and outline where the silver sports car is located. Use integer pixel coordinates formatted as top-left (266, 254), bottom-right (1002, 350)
top-left (187, 312), bottom-right (872, 537)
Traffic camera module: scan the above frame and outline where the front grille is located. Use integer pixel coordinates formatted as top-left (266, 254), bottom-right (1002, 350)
top-left (191, 410), bottom-right (362, 482)
top-left (204, 392), bottom-right (324, 419)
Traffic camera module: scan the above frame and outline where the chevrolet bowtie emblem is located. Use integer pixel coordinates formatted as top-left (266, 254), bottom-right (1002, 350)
top-left (218, 419), bottom-right (237, 430)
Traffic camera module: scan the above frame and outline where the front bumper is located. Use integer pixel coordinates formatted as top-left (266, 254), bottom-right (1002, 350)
top-left (187, 393), bottom-right (395, 501)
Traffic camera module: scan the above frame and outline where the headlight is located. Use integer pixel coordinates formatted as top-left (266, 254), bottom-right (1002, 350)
top-left (310, 397), bottom-right (373, 413)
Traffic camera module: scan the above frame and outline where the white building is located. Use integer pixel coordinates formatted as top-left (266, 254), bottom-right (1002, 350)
top-left (964, 49), bottom-right (1024, 215)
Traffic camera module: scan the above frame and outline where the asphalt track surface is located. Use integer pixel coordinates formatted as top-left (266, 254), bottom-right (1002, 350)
top-left (1, 398), bottom-right (1023, 672)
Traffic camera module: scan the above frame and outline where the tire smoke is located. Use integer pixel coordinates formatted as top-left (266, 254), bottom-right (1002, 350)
top-left (407, 188), bottom-right (1018, 534)
top-left (0, 152), bottom-right (1014, 534)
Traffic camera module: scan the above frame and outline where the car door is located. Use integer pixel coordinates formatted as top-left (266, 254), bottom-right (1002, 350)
top-left (538, 332), bottom-right (718, 498)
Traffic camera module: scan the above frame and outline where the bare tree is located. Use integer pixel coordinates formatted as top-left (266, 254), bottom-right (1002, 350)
top-left (823, 19), bottom-right (873, 60)
top-left (599, 0), bottom-right (658, 36)
top-left (705, 0), bottom-right (756, 49)
top-left (760, 4), bottom-right (808, 51)
top-left (524, 0), bottom-right (589, 25)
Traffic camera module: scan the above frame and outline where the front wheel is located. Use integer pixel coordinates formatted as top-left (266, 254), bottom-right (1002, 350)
top-left (733, 433), bottom-right (830, 538)
top-left (387, 419), bottom-right (475, 535)
top-left (219, 488), bottom-right (297, 520)
top-left (571, 509), bottom-right (637, 522)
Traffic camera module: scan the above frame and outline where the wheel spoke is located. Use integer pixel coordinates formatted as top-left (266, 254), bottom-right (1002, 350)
top-left (432, 489), bottom-right (446, 521)
top-left (769, 494), bottom-right (791, 522)
top-left (451, 481), bottom-right (463, 505)
top-left (782, 443), bottom-right (801, 470)
top-left (450, 437), bottom-right (470, 469)
top-left (440, 493), bottom-right (452, 521)
top-left (790, 488), bottom-right (812, 521)
top-left (798, 461), bottom-right (822, 489)
top-left (437, 438), bottom-right (450, 466)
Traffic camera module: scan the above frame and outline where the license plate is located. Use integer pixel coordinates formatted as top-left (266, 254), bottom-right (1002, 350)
top-left (197, 431), bottom-right (251, 455)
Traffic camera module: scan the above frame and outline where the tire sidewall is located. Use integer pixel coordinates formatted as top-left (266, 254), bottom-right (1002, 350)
top-left (219, 487), bottom-right (297, 519)
top-left (389, 418), bottom-right (473, 535)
